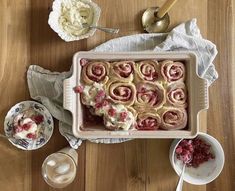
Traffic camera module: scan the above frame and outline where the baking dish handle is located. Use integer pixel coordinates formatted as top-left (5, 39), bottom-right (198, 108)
top-left (63, 73), bottom-right (76, 114)
top-left (195, 77), bottom-right (209, 112)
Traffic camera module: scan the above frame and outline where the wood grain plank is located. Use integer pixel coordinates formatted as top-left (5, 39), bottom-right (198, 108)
top-left (30, 0), bottom-right (87, 72)
top-left (0, 1), bottom-right (31, 191)
top-left (30, 0), bottom-right (87, 190)
top-left (86, 0), bottom-right (208, 50)
top-left (207, 0), bottom-right (235, 190)
top-left (85, 140), bottom-right (146, 191)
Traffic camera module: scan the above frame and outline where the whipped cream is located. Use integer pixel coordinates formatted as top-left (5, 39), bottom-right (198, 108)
top-left (94, 103), bottom-right (110, 116)
top-left (103, 105), bottom-right (135, 131)
top-left (81, 83), bottom-right (104, 106)
top-left (12, 109), bottom-right (44, 140)
top-left (59, 0), bottom-right (94, 37)
top-left (14, 118), bottom-right (38, 140)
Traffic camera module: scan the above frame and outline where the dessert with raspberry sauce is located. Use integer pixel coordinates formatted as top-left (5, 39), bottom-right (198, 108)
top-left (175, 138), bottom-right (215, 168)
top-left (13, 109), bottom-right (44, 140)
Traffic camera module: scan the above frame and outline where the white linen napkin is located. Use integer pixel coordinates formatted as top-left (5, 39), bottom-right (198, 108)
top-left (27, 19), bottom-right (218, 149)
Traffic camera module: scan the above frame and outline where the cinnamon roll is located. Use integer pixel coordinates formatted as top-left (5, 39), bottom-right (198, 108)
top-left (110, 61), bottom-right (135, 82)
top-left (159, 107), bottom-right (187, 130)
top-left (81, 61), bottom-right (110, 85)
top-left (160, 60), bottom-right (185, 83)
top-left (135, 60), bottom-right (159, 82)
top-left (166, 83), bottom-right (187, 108)
top-left (127, 106), bottom-right (137, 119)
top-left (136, 112), bottom-right (161, 130)
top-left (105, 81), bottom-right (136, 106)
top-left (134, 82), bottom-right (165, 110)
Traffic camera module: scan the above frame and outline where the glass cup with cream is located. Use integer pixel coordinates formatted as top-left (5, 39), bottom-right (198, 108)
top-left (41, 147), bottom-right (78, 188)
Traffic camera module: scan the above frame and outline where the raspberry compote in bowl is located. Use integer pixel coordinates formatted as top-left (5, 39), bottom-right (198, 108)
top-left (169, 132), bottom-right (224, 185)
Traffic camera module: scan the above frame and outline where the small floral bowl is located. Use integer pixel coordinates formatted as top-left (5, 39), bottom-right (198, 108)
top-left (48, 0), bottom-right (101, 42)
top-left (4, 101), bottom-right (54, 150)
top-left (169, 132), bottom-right (224, 185)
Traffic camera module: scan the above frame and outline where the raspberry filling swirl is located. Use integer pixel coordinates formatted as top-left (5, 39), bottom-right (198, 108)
top-left (167, 83), bottom-right (187, 108)
top-left (161, 61), bottom-right (185, 82)
top-left (113, 61), bottom-right (134, 78)
top-left (136, 113), bottom-right (161, 130)
top-left (138, 60), bottom-right (158, 81)
top-left (135, 83), bottom-right (165, 109)
top-left (161, 107), bottom-right (187, 130)
top-left (82, 61), bottom-right (109, 84)
top-left (108, 82), bottom-right (136, 106)
top-left (112, 86), bottom-right (132, 101)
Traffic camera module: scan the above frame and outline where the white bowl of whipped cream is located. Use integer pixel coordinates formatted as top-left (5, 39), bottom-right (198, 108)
top-left (48, 0), bottom-right (101, 42)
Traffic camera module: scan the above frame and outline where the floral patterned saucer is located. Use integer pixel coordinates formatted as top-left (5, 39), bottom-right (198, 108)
top-left (4, 101), bottom-right (54, 150)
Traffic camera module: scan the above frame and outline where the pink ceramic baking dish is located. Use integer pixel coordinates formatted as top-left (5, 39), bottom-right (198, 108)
top-left (63, 51), bottom-right (208, 139)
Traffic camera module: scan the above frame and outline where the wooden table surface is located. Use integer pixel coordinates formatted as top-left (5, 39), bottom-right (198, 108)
top-left (0, 0), bottom-right (234, 190)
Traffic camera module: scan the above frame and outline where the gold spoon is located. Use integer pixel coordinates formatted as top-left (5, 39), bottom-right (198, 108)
top-left (142, 0), bottom-right (178, 33)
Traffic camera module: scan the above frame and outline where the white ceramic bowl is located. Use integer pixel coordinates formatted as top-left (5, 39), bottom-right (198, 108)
top-left (48, 0), bottom-right (101, 42)
top-left (169, 132), bottom-right (224, 185)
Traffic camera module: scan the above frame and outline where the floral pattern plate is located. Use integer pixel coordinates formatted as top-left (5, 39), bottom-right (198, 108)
top-left (4, 101), bottom-right (54, 150)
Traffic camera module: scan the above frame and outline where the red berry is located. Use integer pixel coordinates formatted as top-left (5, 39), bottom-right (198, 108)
top-left (120, 112), bottom-right (128, 122)
top-left (95, 90), bottom-right (106, 103)
top-left (102, 100), bottom-right (109, 107)
top-left (73, 85), bottom-right (84, 93)
top-left (175, 146), bottom-right (183, 154)
top-left (26, 133), bottom-right (37, 139)
top-left (80, 59), bottom-right (88, 66)
top-left (95, 102), bottom-right (103, 109)
top-left (14, 126), bottom-right (23, 133)
top-left (108, 108), bottom-right (116, 117)
top-left (97, 90), bottom-right (105, 98)
top-left (22, 123), bottom-right (32, 131)
top-left (176, 138), bottom-right (215, 168)
top-left (180, 140), bottom-right (188, 147)
top-left (187, 144), bottom-right (194, 152)
top-left (32, 115), bottom-right (44, 124)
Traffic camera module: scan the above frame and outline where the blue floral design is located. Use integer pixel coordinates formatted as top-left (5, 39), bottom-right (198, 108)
top-left (47, 119), bottom-right (51, 125)
top-left (14, 139), bottom-right (29, 149)
top-left (36, 137), bottom-right (45, 146)
top-left (6, 121), bottom-right (13, 132)
top-left (34, 104), bottom-right (44, 111)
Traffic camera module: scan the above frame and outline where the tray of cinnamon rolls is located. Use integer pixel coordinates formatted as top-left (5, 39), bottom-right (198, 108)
top-left (63, 51), bottom-right (208, 139)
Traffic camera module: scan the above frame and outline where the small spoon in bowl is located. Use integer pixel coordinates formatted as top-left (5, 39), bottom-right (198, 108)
top-left (82, 24), bottom-right (119, 34)
top-left (176, 158), bottom-right (192, 191)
